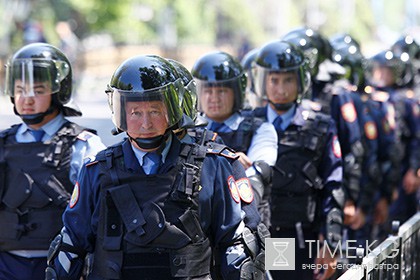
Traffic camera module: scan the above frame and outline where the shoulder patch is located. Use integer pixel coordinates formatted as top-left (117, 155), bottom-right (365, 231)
top-left (77, 130), bottom-right (95, 142)
top-left (341, 102), bottom-right (357, 123)
top-left (332, 135), bottom-right (342, 158)
top-left (364, 121), bottom-right (378, 140)
top-left (69, 182), bottom-right (80, 208)
top-left (227, 175), bottom-right (240, 203)
top-left (236, 178), bottom-right (254, 203)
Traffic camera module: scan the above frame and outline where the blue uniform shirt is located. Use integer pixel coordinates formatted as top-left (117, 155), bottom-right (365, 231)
top-left (16, 113), bottom-right (106, 184)
top-left (205, 112), bottom-right (278, 168)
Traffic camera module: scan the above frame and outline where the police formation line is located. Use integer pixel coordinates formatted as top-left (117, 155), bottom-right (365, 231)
top-left (0, 26), bottom-right (419, 280)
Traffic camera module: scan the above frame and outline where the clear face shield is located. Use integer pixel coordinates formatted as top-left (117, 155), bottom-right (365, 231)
top-left (254, 65), bottom-right (311, 106)
top-left (5, 58), bottom-right (70, 98)
top-left (107, 79), bottom-right (184, 135)
top-left (183, 79), bottom-right (198, 120)
top-left (195, 77), bottom-right (239, 112)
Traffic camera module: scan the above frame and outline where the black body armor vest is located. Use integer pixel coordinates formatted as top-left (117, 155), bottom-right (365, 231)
top-left (215, 114), bottom-right (263, 153)
top-left (254, 106), bottom-right (331, 229)
top-left (0, 122), bottom-right (85, 250)
top-left (90, 143), bottom-right (212, 280)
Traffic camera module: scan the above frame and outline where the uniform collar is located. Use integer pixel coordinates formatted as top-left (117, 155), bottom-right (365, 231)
top-left (124, 133), bottom-right (178, 172)
top-left (266, 104), bottom-right (296, 125)
top-left (205, 112), bottom-right (242, 131)
top-left (17, 113), bottom-right (67, 141)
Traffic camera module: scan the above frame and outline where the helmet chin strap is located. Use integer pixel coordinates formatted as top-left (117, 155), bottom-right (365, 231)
top-left (14, 105), bottom-right (55, 125)
top-left (129, 130), bottom-right (170, 151)
top-left (268, 99), bottom-right (295, 111)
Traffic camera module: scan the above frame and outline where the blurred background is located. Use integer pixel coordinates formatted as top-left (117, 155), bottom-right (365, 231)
top-left (0, 0), bottom-right (419, 145)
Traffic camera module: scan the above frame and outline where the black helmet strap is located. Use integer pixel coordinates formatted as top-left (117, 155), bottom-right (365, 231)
top-left (128, 130), bottom-right (170, 151)
top-left (14, 104), bottom-right (55, 125)
top-left (268, 99), bottom-right (295, 111)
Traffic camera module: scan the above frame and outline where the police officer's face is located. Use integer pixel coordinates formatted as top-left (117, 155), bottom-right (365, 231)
top-left (125, 101), bottom-right (169, 139)
top-left (14, 80), bottom-right (53, 115)
top-left (265, 72), bottom-right (298, 107)
top-left (371, 66), bottom-right (395, 87)
top-left (200, 86), bottom-right (234, 122)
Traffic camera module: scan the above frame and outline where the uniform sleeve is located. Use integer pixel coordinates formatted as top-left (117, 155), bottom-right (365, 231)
top-left (319, 119), bottom-right (345, 246)
top-left (69, 132), bottom-right (106, 184)
top-left (198, 155), bottom-right (245, 279)
top-left (332, 93), bottom-right (363, 202)
top-left (199, 155), bottom-right (243, 244)
top-left (63, 161), bottom-right (101, 252)
top-left (50, 160), bottom-right (101, 278)
top-left (246, 122), bottom-right (278, 166)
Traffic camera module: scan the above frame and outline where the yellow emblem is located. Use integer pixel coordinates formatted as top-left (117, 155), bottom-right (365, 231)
top-left (236, 178), bottom-right (254, 203)
top-left (69, 182), bottom-right (80, 208)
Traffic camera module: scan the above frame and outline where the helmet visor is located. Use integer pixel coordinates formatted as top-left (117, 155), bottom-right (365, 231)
top-left (110, 79), bottom-right (184, 133)
top-left (195, 76), bottom-right (244, 112)
top-left (182, 79), bottom-right (198, 120)
top-left (5, 58), bottom-right (70, 97)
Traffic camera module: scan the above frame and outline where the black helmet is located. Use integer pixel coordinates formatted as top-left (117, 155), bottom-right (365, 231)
top-left (241, 48), bottom-right (259, 92)
top-left (167, 58), bottom-right (198, 128)
top-left (330, 35), bottom-right (366, 91)
top-left (254, 40), bottom-right (311, 110)
top-left (366, 50), bottom-right (413, 88)
top-left (107, 55), bottom-right (184, 149)
top-left (391, 35), bottom-right (420, 71)
top-left (282, 27), bottom-right (333, 78)
top-left (330, 33), bottom-right (361, 52)
top-left (191, 51), bottom-right (247, 112)
top-left (5, 43), bottom-right (79, 124)
top-left (391, 35), bottom-right (420, 59)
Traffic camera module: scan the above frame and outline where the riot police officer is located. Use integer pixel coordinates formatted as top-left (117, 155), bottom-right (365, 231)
top-left (366, 49), bottom-right (420, 225)
top-left (0, 43), bottom-right (105, 280)
top-left (169, 58), bottom-right (269, 279)
top-left (191, 51), bottom-right (278, 221)
top-left (282, 28), bottom-right (364, 234)
top-left (253, 40), bottom-right (345, 280)
top-left (46, 55), bottom-right (253, 279)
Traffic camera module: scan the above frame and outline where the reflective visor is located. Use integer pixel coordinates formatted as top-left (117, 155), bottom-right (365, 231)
top-left (5, 58), bottom-right (70, 97)
top-left (110, 79), bottom-right (184, 132)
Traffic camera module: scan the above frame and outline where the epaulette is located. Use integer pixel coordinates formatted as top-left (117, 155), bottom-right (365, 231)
top-left (85, 155), bottom-right (99, 167)
top-left (77, 130), bottom-right (95, 141)
top-left (206, 144), bottom-right (239, 160)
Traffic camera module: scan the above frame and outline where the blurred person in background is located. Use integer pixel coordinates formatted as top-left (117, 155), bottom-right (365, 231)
top-left (366, 49), bottom-right (420, 228)
top-left (55, 21), bottom-right (84, 94)
top-left (0, 43), bottom-right (105, 280)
